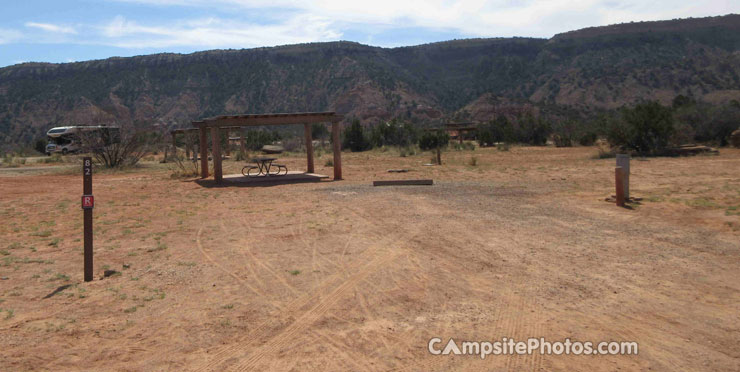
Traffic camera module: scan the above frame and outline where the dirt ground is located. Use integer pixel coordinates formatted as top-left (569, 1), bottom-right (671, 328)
top-left (1, 146), bottom-right (739, 371)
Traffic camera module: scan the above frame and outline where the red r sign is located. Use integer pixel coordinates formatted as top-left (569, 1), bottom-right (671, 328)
top-left (82, 195), bottom-right (94, 209)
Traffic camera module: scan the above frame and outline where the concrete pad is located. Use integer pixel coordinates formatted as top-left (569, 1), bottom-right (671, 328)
top-left (222, 171), bottom-right (328, 185)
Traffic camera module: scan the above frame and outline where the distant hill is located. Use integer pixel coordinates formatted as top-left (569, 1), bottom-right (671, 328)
top-left (1, 14), bottom-right (739, 149)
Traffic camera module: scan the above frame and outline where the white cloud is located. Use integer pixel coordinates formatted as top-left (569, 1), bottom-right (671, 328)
top-left (7, 0), bottom-right (739, 52)
top-left (105, 0), bottom-right (740, 38)
top-left (25, 22), bottom-right (78, 34)
top-left (98, 14), bottom-right (341, 48)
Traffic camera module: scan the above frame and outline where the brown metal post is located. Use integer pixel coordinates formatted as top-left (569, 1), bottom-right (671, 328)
top-left (199, 127), bottom-right (208, 178)
top-left (615, 167), bottom-right (625, 207)
top-left (211, 126), bottom-right (223, 183)
top-left (304, 123), bottom-right (314, 173)
top-left (82, 157), bottom-right (93, 282)
top-left (332, 122), bottom-right (342, 180)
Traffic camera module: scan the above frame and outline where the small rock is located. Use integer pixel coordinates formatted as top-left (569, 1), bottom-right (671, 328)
top-left (103, 270), bottom-right (119, 278)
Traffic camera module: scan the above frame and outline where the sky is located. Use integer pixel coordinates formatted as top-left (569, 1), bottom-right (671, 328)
top-left (0, 0), bottom-right (738, 68)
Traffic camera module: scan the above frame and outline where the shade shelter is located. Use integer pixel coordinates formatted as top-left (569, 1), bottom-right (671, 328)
top-left (444, 122), bottom-right (478, 143)
top-left (423, 122), bottom-right (478, 143)
top-left (192, 112), bottom-right (343, 184)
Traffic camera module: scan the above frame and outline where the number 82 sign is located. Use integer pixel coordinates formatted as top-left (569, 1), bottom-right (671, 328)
top-left (82, 158), bottom-right (93, 209)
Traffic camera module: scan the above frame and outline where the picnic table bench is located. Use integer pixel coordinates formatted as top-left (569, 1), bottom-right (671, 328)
top-left (242, 157), bottom-right (288, 177)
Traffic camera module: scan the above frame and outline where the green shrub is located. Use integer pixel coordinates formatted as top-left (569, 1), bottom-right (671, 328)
top-left (608, 101), bottom-right (674, 155)
top-left (552, 120), bottom-right (577, 147)
top-left (342, 119), bottom-right (371, 152)
top-left (311, 123), bottom-right (329, 141)
top-left (369, 119), bottom-right (418, 148)
top-left (243, 130), bottom-right (281, 151)
top-left (418, 130), bottom-right (449, 151)
top-left (673, 98), bottom-right (740, 146)
top-left (34, 138), bottom-right (47, 154)
top-left (578, 132), bottom-right (598, 146)
top-left (477, 115), bottom-right (515, 146)
top-left (515, 112), bottom-right (551, 146)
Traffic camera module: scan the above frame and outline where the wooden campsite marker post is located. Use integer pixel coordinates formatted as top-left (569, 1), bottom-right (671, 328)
top-left (616, 154), bottom-right (630, 199)
top-left (615, 166), bottom-right (626, 207)
top-left (82, 157), bottom-right (94, 282)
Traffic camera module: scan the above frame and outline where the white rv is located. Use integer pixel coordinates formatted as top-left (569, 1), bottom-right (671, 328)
top-left (45, 126), bottom-right (120, 155)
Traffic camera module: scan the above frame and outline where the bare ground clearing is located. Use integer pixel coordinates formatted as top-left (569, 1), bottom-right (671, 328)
top-left (1, 146), bottom-right (739, 371)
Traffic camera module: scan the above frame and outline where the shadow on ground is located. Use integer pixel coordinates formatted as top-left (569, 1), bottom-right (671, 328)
top-left (195, 172), bottom-right (332, 188)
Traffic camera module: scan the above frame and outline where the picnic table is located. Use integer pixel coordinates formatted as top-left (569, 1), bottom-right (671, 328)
top-left (242, 157), bottom-right (288, 177)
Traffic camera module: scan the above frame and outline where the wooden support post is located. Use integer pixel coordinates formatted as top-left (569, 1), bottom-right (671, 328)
top-left (224, 131), bottom-right (231, 157)
top-left (211, 127), bottom-right (223, 183)
top-left (615, 167), bottom-right (625, 207)
top-left (199, 127), bottom-right (209, 178)
top-left (191, 133), bottom-right (197, 162)
top-left (304, 123), bottom-right (314, 173)
top-left (459, 130), bottom-right (464, 144)
top-left (332, 122), bottom-right (342, 180)
top-left (616, 154), bottom-right (630, 199)
top-left (239, 130), bottom-right (246, 159)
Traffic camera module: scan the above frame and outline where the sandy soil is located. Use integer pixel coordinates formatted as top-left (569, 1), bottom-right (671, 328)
top-left (1, 146), bottom-right (739, 371)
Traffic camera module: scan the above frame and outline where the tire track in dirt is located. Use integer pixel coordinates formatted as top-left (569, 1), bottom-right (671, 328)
top-left (227, 200), bottom-right (426, 372)
top-left (228, 247), bottom-right (402, 371)
top-left (235, 208), bottom-right (383, 370)
top-left (233, 217), bottom-right (300, 297)
top-left (313, 328), bottom-right (379, 372)
top-left (236, 210), bottom-right (362, 330)
top-left (587, 314), bottom-right (679, 370)
top-left (217, 218), bottom-right (270, 296)
top-left (211, 204), bottom-right (378, 371)
top-left (200, 192), bottom-right (425, 370)
top-left (192, 199), bottom-right (424, 372)
top-left (527, 273), bottom-right (545, 372)
top-left (388, 212), bottom-right (542, 372)
top-left (196, 226), bottom-right (263, 296)
top-left (296, 212), bottom-right (321, 286)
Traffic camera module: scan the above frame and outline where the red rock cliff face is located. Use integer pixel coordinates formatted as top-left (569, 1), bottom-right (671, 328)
top-left (458, 94), bottom-right (538, 123)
